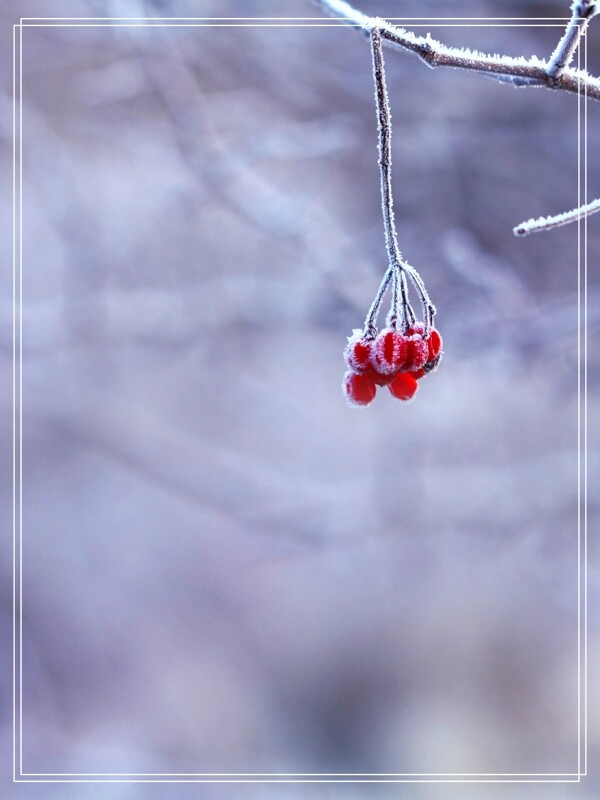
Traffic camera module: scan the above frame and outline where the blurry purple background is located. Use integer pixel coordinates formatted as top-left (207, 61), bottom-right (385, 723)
top-left (2, 0), bottom-right (600, 796)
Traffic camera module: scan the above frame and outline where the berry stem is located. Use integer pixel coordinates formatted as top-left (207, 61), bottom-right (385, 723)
top-left (391, 267), bottom-right (416, 331)
top-left (363, 264), bottom-right (393, 337)
top-left (371, 27), bottom-right (435, 337)
top-left (371, 27), bottom-right (401, 277)
top-left (403, 262), bottom-right (436, 336)
top-left (388, 267), bottom-right (399, 328)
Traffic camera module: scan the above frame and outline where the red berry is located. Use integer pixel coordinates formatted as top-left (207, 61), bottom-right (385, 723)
top-left (373, 328), bottom-right (409, 374)
top-left (344, 331), bottom-right (374, 373)
top-left (426, 329), bottom-right (443, 361)
top-left (373, 372), bottom-right (394, 387)
top-left (403, 334), bottom-right (428, 372)
top-left (388, 372), bottom-right (418, 401)
top-left (343, 371), bottom-right (377, 407)
top-left (411, 367), bottom-right (427, 379)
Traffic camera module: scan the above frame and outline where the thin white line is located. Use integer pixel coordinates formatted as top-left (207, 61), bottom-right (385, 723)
top-left (20, 16), bottom-right (573, 21)
top-left (577, 31), bottom-right (581, 782)
top-left (18, 18), bottom-right (23, 781)
top-left (20, 23), bottom-right (565, 27)
top-left (12, 779), bottom-right (583, 784)
top-left (21, 772), bottom-right (582, 777)
top-left (583, 28), bottom-right (589, 779)
top-left (16, 15), bottom-right (584, 783)
top-left (12, 22), bottom-right (17, 787)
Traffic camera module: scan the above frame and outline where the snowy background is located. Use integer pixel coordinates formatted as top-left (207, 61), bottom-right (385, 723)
top-left (1, 0), bottom-right (599, 797)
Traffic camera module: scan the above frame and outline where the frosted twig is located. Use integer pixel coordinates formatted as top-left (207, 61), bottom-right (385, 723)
top-left (548, 1), bottom-right (597, 80)
top-left (316, 0), bottom-right (600, 235)
top-left (314, 0), bottom-right (600, 101)
top-left (370, 28), bottom-right (401, 275)
top-left (370, 27), bottom-right (434, 334)
top-left (398, 269), bottom-right (416, 327)
top-left (403, 261), bottom-right (436, 331)
top-left (363, 265), bottom-right (393, 337)
top-left (514, 197), bottom-right (600, 236)
top-left (388, 266), bottom-right (400, 328)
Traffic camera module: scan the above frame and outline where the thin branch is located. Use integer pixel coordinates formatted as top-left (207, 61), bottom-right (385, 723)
top-left (316, 0), bottom-right (600, 234)
top-left (363, 265), bottom-right (392, 336)
top-left (548, 1), bottom-right (597, 79)
top-left (388, 264), bottom-right (400, 327)
top-left (486, 73), bottom-right (547, 88)
top-left (370, 27), bottom-right (435, 334)
top-left (314, 0), bottom-right (600, 101)
top-left (514, 197), bottom-right (600, 236)
top-left (370, 27), bottom-right (401, 276)
top-left (399, 269), bottom-right (416, 327)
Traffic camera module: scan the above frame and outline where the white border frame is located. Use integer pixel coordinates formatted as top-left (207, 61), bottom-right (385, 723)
top-left (12, 12), bottom-right (588, 785)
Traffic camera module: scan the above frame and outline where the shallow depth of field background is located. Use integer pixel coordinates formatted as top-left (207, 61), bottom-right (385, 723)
top-left (1, 0), bottom-right (600, 797)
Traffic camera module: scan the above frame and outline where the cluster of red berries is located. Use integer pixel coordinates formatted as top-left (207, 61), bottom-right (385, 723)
top-left (343, 323), bottom-right (443, 406)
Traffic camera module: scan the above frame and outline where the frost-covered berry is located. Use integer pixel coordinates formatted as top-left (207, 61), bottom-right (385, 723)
top-left (388, 372), bottom-right (418, 401)
top-left (344, 330), bottom-right (374, 373)
top-left (372, 371), bottom-right (394, 387)
top-left (343, 370), bottom-right (377, 407)
top-left (409, 324), bottom-right (442, 360)
top-left (403, 334), bottom-right (428, 372)
top-left (405, 324), bottom-right (443, 373)
top-left (372, 328), bottom-right (409, 374)
top-left (426, 328), bottom-right (443, 361)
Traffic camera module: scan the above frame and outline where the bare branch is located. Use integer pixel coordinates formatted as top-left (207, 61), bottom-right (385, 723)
top-left (514, 197), bottom-right (600, 236)
top-left (314, 0), bottom-right (600, 101)
top-left (316, 0), bottom-right (599, 236)
top-left (548, 0), bottom-right (597, 80)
